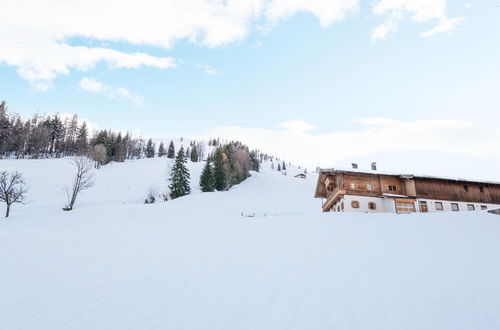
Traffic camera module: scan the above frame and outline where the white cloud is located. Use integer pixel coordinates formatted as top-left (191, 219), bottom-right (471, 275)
top-left (420, 17), bottom-right (464, 38)
top-left (79, 78), bottom-right (144, 106)
top-left (372, 0), bottom-right (463, 40)
top-left (265, 0), bottom-right (358, 27)
top-left (203, 118), bottom-right (500, 174)
top-left (79, 77), bottom-right (105, 93)
top-left (371, 12), bottom-right (402, 41)
top-left (278, 120), bottom-right (317, 131)
top-left (0, 1), bottom-right (462, 88)
top-left (0, 0), bottom-right (359, 89)
top-left (196, 63), bottom-right (220, 76)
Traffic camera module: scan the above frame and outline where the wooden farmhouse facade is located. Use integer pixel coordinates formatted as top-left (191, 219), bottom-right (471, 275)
top-left (315, 169), bottom-right (500, 213)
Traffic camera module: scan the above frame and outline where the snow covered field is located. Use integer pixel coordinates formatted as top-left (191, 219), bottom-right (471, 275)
top-left (1, 157), bottom-right (500, 330)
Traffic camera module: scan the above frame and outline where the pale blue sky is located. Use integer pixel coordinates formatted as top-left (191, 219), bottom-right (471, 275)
top-left (1, 0), bottom-right (499, 173)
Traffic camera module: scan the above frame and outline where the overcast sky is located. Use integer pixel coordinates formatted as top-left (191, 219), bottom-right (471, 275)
top-left (1, 0), bottom-right (499, 178)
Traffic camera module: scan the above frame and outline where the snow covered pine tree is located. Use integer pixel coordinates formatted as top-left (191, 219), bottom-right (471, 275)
top-left (167, 141), bottom-right (175, 159)
top-left (158, 142), bottom-right (166, 157)
top-left (169, 147), bottom-right (191, 199)
top-left (199, 158), bottom-right (215, 192)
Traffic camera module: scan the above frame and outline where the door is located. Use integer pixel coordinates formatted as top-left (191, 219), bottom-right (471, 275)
top-left (420, 201), bottom-right (428, 213)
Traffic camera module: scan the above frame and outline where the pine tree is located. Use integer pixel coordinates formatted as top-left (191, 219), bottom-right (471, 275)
top-left (146, 138), bottom-right (155, 158)
top-left (158, 142), bottom-right (166, 157)
top-left (167, 140), bottom-right (175, 158)
top-left (169, 147), bottom-right (191, 199)
top-left (282, 161), bottom-right (286, 171)
top-left (199, 158), bottom-right (215, 192)
top-left (277, 162), bottom-right (281, 171)
top-left (190, 144), bottom-right (198, 162)
top-left (249, 150), bottom-right (259, 172)
top-left (0, 101), bottom-right (11, 157)
top-left (186, 147), bottom-right (191, 160)
top-left (213, 148), bottom-right (226, 191)
top-left (114, 132), bottom-right (126, 161)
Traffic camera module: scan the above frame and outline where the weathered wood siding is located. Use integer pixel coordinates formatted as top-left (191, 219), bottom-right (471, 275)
top-left (414, 179), bottom-right (500, 204)
top-left (380, 176), bottom-right (405, 195)
top-left (342, 173), bottom-right (382, 197)
top-left (341, 174), bottom-right (406, 197)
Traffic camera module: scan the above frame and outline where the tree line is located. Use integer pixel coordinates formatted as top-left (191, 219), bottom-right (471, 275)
top-left (0, 100), bottom-right (141, 161)
top-left (199, 141), bottom-right (260, 192)
top-left (0, 101), bottom-right (210, 166)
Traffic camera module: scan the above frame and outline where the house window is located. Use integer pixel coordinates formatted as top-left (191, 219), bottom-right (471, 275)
top-left (479, 186), bottom-right (484, 193)
top-left (367, 184), bottom-right (373, 191)
top-left (368, 202), bottom-right (377, 210)
top-left (351, 200), bottom-right (360, 209)
top-left (467, 204), bottom-right (475, 211)
top-left (435, 202), bottom-right (443, 211)
top-left (350, 183), bottom-right (356, 189)
top-left (481, 205), bottom-right (487, 210)
top-left (341, 202), bottom-right (344, 210)
top-left (451, 203), bottom-right (459, 211)
top-left (463, 185), bottom-right (469, 192)
top-left (388, 185), bottom-right (397, 191)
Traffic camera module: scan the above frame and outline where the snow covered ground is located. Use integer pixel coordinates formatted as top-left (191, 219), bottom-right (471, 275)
top-left (1, 156), bottom-right (500, 330)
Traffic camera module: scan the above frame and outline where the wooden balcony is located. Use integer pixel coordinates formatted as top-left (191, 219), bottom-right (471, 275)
top-left (323, 188), bottom-right (346, 212)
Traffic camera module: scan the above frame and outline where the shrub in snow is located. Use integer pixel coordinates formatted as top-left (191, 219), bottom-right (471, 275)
top-left (145, 186), bottom-right (157, 204)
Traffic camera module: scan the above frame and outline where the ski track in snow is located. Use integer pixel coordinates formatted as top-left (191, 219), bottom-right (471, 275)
top-left (1, 156), bottom-right (500, 330)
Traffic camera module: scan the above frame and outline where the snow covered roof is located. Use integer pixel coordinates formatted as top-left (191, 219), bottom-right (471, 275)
top-left (318, 168), bottom-right (500, 186)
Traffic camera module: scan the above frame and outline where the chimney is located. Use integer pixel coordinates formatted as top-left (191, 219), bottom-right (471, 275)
top-left (351, 163), bottom-right (358, 169)
top-left (371, 162), bottom-right (377, 171)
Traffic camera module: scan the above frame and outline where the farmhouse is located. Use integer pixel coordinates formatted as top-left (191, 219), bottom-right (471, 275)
top-left (315, 168), bottom-right (500, 213)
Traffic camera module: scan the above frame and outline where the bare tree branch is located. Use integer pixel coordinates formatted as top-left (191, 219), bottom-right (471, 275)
top-left (64, 156), bottom-right (95, 211)
top-left (0, 171), bottom-right (28, 217)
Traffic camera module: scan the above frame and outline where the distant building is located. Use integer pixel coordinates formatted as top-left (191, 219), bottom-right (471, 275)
top-left (294, 173), bottom-right (306, 179)
top-left (314, 168), bottom-right (500, 213)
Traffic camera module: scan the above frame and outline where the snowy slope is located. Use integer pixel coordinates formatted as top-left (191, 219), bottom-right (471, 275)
top-left (1, 157), bottom-right (500, 330)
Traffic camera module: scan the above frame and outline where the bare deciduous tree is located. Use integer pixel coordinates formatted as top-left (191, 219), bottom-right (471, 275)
top-left (0, 171), bottom-right (28, 217)
top-left (91, 144), bottom-right (107, 168)
top-left (64, 157), bottom-right (95, 211)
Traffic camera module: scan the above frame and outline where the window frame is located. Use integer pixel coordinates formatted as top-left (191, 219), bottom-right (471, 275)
top-left (467, 204), bottom-right (475, 211)
top-left (435, 202), bottom-right (443, 211)
top-left (451, 203), bottom-right (459, 211)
